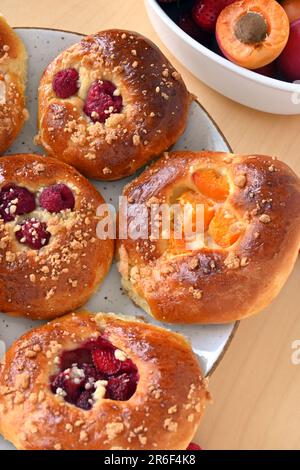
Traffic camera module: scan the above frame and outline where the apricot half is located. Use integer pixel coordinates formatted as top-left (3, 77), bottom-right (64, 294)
top-left (193, 169), bottom-right (229, 202)
top-left (209, 209), bottom-right (243, 248)
top-left (216, 0), bottom-right (290, 69)
top-left (178, 191), bottom-right (215, 231)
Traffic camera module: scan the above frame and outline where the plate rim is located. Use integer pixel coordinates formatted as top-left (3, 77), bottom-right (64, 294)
top-left (12, 26), bottom-right (239, 378)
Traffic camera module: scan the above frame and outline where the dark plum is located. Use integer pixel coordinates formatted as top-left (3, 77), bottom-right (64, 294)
top-left (277, 19), bottom-right (300, 82)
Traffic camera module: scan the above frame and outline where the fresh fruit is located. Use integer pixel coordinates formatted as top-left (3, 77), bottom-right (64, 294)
top-left (178, 12), bottom-right (207, 42)
top-left (106, 372), bottom-right (138, 401)
top-left (255, 62), bottom-right (277, 78)
top-left (192, 0), bottom-right (236, 33)
top-left (76, 390), bottom-right (93, 410)
top-left (277, 19), bottom-right (300, 81)
top-left (15, 218), bottom-right (51, 249)
top-left (178, 190), bottom-right (215, 231)
top-left (39, 183), bottom-right (75, 213)
top-left (209, 208), bottom-right (243, 247)
top-left (0, 184), bottom-right (36, 222)
top-left (92, 348), bottom-right (122, 376)
top-left (83, 80), bottom-right (123, 123)
top-left (50, 336), bottom-right (138, 410)
top-left (187, 442), bottom-right (202, 450)
top-left (282, 0), bottom-right (300, 23)
top-left (52, 68), bottom-right (79, 99)
top-left (60, 348), bottom-right (92, 370)
top-left (216, 0), bottom-right (290, 69)
top-left (193, 168), bottom-right (229, 202)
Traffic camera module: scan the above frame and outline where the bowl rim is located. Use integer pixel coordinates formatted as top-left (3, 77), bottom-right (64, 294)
top-left (146, 0), bottom-right (300, 94)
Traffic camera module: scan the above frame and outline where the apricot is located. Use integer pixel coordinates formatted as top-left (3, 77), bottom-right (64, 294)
top-left (193, 169), bottom-right (229, 202)
top-left (282, 0), bottom-right (300, 24)
top-left (209, 209), bottom-right (242, 247)
top-left (168, 235), bottom-right (188, 254)
top-left (216, 0), bottom-right (290, 69)
top-left (178, 191), bottom-right (215, 231)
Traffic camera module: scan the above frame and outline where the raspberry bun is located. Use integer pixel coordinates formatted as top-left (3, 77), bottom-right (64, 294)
top-left (37, 29), bottom-right (191, 180)
top-left (0, 312), bottom-right (209, 450)
top-left (117, 151), bottom-right (300, 324)
top-left (0, 154), bottom-right (113, 320)
top-left (0, 15), bottom-right (28, 153)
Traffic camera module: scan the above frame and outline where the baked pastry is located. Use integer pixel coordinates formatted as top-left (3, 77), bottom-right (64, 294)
top-left (0, 311), bottom-right (209, 450)
top-left (37, 29), bottom-right (191, 180)
top-left (117, 151), bottom-right (300, 324)
top-left (0, 15), bottom-right (28, 153)
top-left (0, 154), bottom-right (114, 320)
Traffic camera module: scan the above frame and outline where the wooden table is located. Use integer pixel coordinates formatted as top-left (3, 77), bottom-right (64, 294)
top-left (3, 0), bottom-right (300, 450)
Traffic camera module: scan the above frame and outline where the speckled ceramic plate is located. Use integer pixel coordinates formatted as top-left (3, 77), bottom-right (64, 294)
top-left (0, 28), bottom-right (237, 450)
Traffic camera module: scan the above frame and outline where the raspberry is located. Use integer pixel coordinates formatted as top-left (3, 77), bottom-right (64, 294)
top-left (83, 336), bottom-right (113, 351)
top-left (52, 68), bottom-right (79, 99)
top-left (39, 184), bottom-right (75, 213)
top-left (187, 442), bottom-right (202, 450)
top-left (60, 348), bottom-right (92, 370)
top-left (76, 390), bottom-right (93, 410)
top-left (92, 348), bottom-right (122, 376)
top-left (51, 370), bottom-right (84, 404)
top-left (15, 218), bottom-right (51, 249)
top-left (0, 184), bottom-right (36, 222)
top-left (50, 336), bottom-right (138, 409)
top-left (106, 372), bottom-right (138, 401)
top-left (83, 80), bottom-right (123, 123)
top-left (119, 358), bottom-right (138, 374)
top-left (193, 0), bottom-right (236, 33)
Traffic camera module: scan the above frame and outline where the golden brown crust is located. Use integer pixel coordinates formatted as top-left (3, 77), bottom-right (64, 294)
top-left (0, 311), bottom-right (209, 450)
top-left (0, 154), bottom-right (114, 320)
top-left (117, 151), bottom-right (300, 324)
top-left (37, 29), bottom-right (191, 180)
top-left (0, 15), bottom-right (28, 153)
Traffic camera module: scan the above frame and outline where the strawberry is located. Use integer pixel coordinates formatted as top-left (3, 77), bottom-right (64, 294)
top-left (192, 0), bottom-right (236, 33)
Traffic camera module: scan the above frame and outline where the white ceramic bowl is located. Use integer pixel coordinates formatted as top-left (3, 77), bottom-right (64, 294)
top-left (145, 0), bottom-right (300, 115)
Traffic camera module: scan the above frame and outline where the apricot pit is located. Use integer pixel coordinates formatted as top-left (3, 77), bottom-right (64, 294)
top-left (234, 12), bottom-right (268, 44)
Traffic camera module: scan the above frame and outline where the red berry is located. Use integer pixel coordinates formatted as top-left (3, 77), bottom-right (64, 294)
top-left (92, 348), bottom-right (122, 375)
top-left (83, 336), bottom-right (113, 351)
top-left (193, 0), bottom-right (236, 33)
top-left (15, 218), bottom-right (51, 249)
top-left (60, 348), bottom-right (92, 370)
top-left (106, 372), bottom-right (138, 401)
top-left (76, 390), bottom-right (93, 410)
top-left (178, 13), bottom-right (203, 41)
top-left (39, 184), bottom-right (75, 213)
top-left (53, 68), bottom-right (79, 99)
top-left (63, 376), bottom-right (85, 403)
top-left (50, 337), bottom-right (138, 409)
top-left (83, 80), bottom-right (123, 123)
top-left (0, 184), bottom-right (36, 222)
top-left (187, 442), bottom-right (202, 450)
top-left (119, 358), bottom-right (138, 374)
